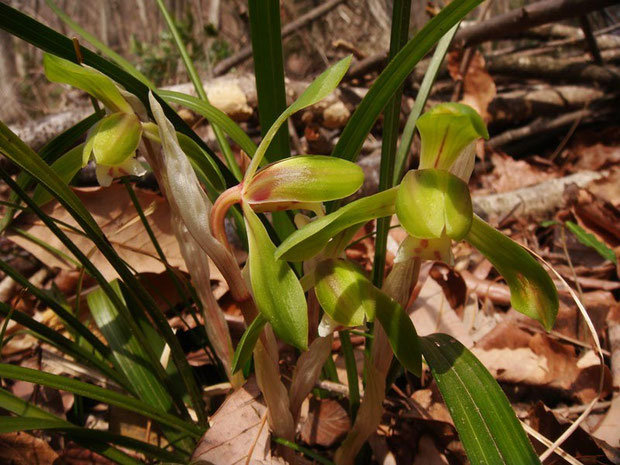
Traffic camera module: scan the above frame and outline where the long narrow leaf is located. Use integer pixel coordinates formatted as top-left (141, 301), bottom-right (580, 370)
top-left (420, 334), bottom-right (540, 465)
top-left (0, 389), bottom-right (185, 463)
top-left (0, 259), bottom-right (111, 360)
top-left (0, 2), bottom-right (236, 188)
top-left (248, 0), bottom-right (290, 163)
top-left (0, 301), bottom-right (126, 388)
top-left (394, 23), bottom-right (460, 182)
top-left (159, 90), bottom-right (257, 156)
top-left (372, 0), bottom-right (412, 288)
top-left (154, 0), bottom-right (241, 180)
top-left (45, 0), bottom-right (155, 88)
top-left (0, 112), bottom-right (101, 232)
top-left (87, 281), bottom-right (194, 452)
top-left (0, 123), bottom-right (206, 421)
top-left (0, 363), bottom-right (203, 437)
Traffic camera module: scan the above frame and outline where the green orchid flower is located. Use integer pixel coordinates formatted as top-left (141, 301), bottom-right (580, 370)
top-left (395, 103), bottom-right (558, 330)
top-left (44, 53), bottom-right (146, 186)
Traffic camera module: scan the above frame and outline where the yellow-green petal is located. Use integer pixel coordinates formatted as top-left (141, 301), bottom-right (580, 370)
top-left (396, 169), bottom-right (472, 241)
top-left (466, 215), bottom-right (558, 331)
top-left (43, 54), bottom-right (132, 114)
top-left (92, 113), bottom-right (142, 167)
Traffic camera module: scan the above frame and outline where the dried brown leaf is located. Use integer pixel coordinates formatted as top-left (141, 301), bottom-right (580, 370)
top-left (0, 432), bottom-right (60, 465)
top-left (300, 398), bottom-right (350, 447)
top-left (8, 184), bottom-right (223, 282)
top-left (191, 377), bottom-right (286, 465)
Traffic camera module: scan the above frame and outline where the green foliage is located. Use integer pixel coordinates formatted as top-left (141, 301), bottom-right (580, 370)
top-left (565, 220), bottom-right (617, 263)
top-left (421, 334), bottom-right (540, 464)
top-left (243, 203), bottom-right (308, 350)
top-left (0, 1), bottom-right (562, 464)
top-left (467, 216), bottom-right (559, 330)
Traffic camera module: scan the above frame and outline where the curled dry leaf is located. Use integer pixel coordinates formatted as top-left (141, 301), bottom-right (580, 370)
top-left (528, 402), bottom-right (617, 464)
top-left (482, 152), bottom-right (555, 194)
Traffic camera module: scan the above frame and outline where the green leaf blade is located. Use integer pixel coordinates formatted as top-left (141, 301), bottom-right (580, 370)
top-left (232, 314), bottom-right (268, 374)
top-left (373, 289), bottom-right (421, 376)
top-left (333, 0), bottom-right (482, 165)
top-left (275, 187), bottom-right (398, 262)
top-left (0, 363), bottom-right (203, 437)
top-left (421, 333), bottom-right (540, 465)
top-left (565, 220), bottom-right (617, 264)
top-left (244, 204), bottom-right (308, 350)
top-left (466, 216), bottom-right (558, 331)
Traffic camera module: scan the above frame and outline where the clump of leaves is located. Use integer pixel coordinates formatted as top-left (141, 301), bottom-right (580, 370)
top-left (0, 1), bottom-right (564, 464)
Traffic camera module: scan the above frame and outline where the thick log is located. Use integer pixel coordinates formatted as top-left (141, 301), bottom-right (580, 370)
top-left (487, 104), bottom-right (615, 149)
top-left (488, 85), bottom-right (605, 126)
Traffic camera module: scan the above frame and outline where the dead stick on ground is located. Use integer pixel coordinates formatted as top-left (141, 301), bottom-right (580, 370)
top-left (487, 105), bottom-right (615, 149)
top-left (472, 170), bottom-right (608, 220)
top-left (213, 0), bottom-right (345, 76)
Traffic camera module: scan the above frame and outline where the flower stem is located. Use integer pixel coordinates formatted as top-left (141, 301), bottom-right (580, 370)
top-left (210, 184), bottom-right (242, 251)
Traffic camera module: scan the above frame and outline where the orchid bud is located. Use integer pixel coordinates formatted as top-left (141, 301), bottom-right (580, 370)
top-left (243, 155), bottom-right (363, 213)
top-left (314, 259), bottom-right (374, 331)
top-left (417, 103), bottom-right (488, 171)
top-left (396, 168), bottom-right (472, 241)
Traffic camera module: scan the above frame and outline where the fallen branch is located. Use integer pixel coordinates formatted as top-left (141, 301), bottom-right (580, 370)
top-left (487, 104), bottom-right (615, 149)
top-left (453, 0), bottom-right (618, 48)
top-left (486, 51), bottom-right (620, 87)
top-left (472, 170), bottom-right (608, 219)
top-left (346, 0), bottom-right (617, 78)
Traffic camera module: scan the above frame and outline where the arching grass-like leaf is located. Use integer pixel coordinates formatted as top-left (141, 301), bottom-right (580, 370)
top-left (0, 121), bottom-right (206, 423)
top-left (32, 144), bottom-right (83, 206)
top-left (373, 288), bottom-right (421, 376)
top-left (87, 281), bottom-right (194, 453)
top-left (0, 363), bottom-right (203, 437)
top-left (0, 301), bottom-right (126, 388)
top-left (421, 334), bottom-right (540, 465)
top-left (565, 220), bottom-right (617, 264)
top-left (466, 216), bottom-right (558, 330)
top-left (243, 203), bottom-right (308, 350)
top-left (0, 3), bottom-right (236, 188)
top-left (231, 314), bottom-right (268, 374)
top-left (0, 388), bottom-right (186, 463)
top-left (158, 90), bottom-right (257, 157)
top-left (275, 187), bottom-right (398, 262)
